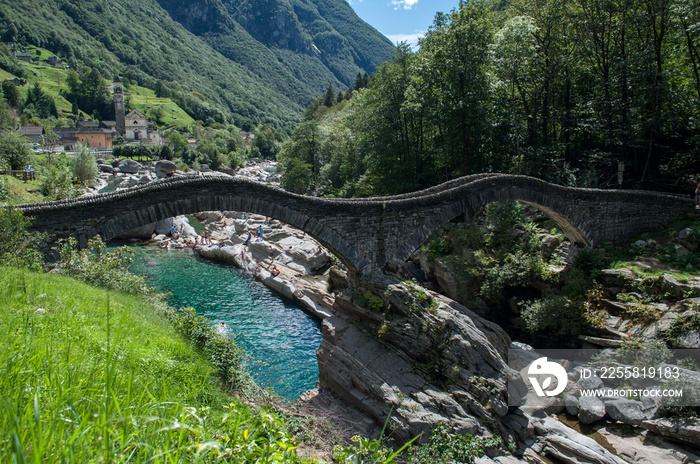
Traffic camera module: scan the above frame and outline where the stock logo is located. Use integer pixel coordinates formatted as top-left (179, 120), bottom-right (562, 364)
top-left (528, 357), bottom-right (567, 397)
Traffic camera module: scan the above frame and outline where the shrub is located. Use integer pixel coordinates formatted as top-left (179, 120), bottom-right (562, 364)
top-left (479, 249), bottom-right (552, 299)
top-left (71, 143), bottom-right (99, 185)
top-left (54, 236), bottom-right (152, 295)
top-left (407, 423), bottom-right (502, 463)
top-left (572, 248), bottom-right (608, 279)
top-left (484, 200), bottom-right (525, 236)
top-left (39, 163), bottom-right (77, 200)
top-left (0, 130), bottom-right (32, 170)
top-left (521, 295), bottom-right (584, 346)
top-left (0, 207), bottom-right (44, 269)
top-left (422, 233), bottom-right (453, 258)
top-left (166, 307), bottom-right (244, 389)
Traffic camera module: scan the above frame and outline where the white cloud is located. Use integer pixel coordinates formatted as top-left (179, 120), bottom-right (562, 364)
top-left (386, 32), bottom-right (424, 50)
top-left (390, 0), bottom-right (419, 10)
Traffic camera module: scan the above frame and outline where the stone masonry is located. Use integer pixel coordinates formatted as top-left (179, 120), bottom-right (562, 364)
top-left (16, 174), bottom-right (693, 276)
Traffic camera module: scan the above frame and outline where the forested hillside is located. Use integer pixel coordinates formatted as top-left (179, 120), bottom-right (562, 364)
top-left (0, 0), bottom-right (394, 131)
top-left (280, 0), bottom-right (700, 195)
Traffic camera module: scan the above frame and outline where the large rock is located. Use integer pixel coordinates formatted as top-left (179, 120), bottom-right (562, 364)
top-left (564, 394), bottom-right (579, 416)
top-left (276, 236), bottom-right (331, 273)
top-left (154, 217), bottom-right (173, 236)
top-left (318, 316), bottom-right (485, 443)
top-left (600, 268), bottom-right (637, 287)
top-left (155, 159), bottom-right (177, 178)
top-left (116, 159), bottom-right (143, 174)
top-left (433, 257), bottom-right (461, 301)
top-left (677, 228), bottom-right (699, 252)
top-left (172, 216), bottom-right (197, 237)
top-left (641, 417), bottom-right (700, 448)
top-left (604, 398), bottom-right (645, 426)
top-left (116, 222), bottom-right (155, 239)
top-left (540, 234), bottom-right (561, 259)
top-left (317, 278), bottom-right (517, 444)
top-left (578, 396), bottom-right (606, 424)
top-left (98, 163), bottom-right (113, 174)
top-left (194, 211), bottom-right (223, 223)
top-left (535, 417), bottom-right (628, 464)
top-left (598, 425), bottom-right (700, 464)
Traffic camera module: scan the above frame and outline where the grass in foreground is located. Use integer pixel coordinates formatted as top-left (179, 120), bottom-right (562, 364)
top-left (0, 267), bottom-right (306, 463)
top-left (1, 175), bottom-right (44, 205)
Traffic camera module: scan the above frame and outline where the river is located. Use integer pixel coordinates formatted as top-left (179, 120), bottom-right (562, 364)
top-left (125, 245), bottom-right (323, 401)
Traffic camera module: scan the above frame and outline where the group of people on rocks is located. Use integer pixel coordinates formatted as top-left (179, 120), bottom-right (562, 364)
top-left (239, 223), bottom-right (280, 278)
top-left (158, 213), bottom-right (320, 282)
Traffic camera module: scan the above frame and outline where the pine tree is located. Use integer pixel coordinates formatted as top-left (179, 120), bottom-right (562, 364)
top-left (323, 84), bottom-right (335, 107)
top-left (354, 72), bottom-right (363, 90)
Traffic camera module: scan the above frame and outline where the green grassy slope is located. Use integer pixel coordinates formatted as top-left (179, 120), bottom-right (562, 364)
top-left (0, 267), bottom-right (305, 462)
top-left (8, 50), bottom-right (196, 128)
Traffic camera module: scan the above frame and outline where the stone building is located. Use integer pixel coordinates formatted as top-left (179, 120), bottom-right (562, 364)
top-left (125, 110), bottom-right (148, 141)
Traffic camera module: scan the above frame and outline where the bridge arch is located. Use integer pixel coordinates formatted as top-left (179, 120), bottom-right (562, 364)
top-left (20, 177), bottom-right (360, 272)
top-left (388, 185), bottom-right (593, 273)
top-left (17, 174), bottom-right (692, 276)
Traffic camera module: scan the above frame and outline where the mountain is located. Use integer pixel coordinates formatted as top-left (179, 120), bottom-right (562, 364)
top-left (0, 0), bottom-right (394, 130)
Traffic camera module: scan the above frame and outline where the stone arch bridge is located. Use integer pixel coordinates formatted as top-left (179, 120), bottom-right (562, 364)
top-left (17, 173), bottom-right (693, 276)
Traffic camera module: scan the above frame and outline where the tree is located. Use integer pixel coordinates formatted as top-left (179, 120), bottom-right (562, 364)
top-left (0, 92), bottom-right (12, 129)
top-left (167, 132), bottom-right (189, 159)
top-left (417, 0), bottom-right (494, 176)
top-left (71, 143), bottom-right (98, 185)
top-left (1, 80), bottom-right (21, 109)
top-left (352, 43), bottom-right (427, 194)
top-left (323, 84), bottom-right (335, 107)
top-left (253, 127), bottom-right (279, 159)
top-left (0, 130), bottom-right (31, 170)
top-left (281, 157), bottom-right (313, 194)
top-left (25, 83), bottom-right (58, 118)
top-left (65, 67), bottom-right (112, 120)
top-left (491, 15), bottom-right (540, 173)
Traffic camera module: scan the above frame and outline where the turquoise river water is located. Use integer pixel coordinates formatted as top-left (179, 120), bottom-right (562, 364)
top-left (126, 245), bottom-right (323, 401)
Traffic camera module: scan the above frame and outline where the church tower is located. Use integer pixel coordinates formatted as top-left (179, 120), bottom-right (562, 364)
top-left (114, 77), bottom-right (125, 135)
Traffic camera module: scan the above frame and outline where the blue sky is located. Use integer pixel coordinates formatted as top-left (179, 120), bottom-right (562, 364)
top-left (347, 0), bottom-right (462, 49)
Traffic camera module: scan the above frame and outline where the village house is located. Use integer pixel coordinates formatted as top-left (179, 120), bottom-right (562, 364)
top-left (12, 51), bottom-right (32, 62)
top-left (54, 121), bottom-right (117, 151)
top-left (46, 56), bottom-right (63, 67)
top-left (75, 127), bottom-right (114, 150)
top-left (17, 125), bottom-right (44, 144)
top-left (239, 131), bottom-right (255, 147)
top-left (148, 128), bottom-right (162, 145)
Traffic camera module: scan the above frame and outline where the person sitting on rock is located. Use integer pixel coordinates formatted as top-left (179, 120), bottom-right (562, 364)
top-left (271, 266), bottom-right (280, 277)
